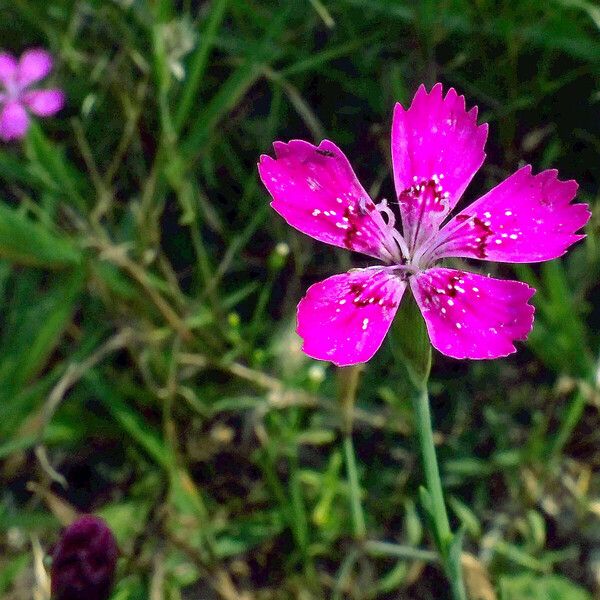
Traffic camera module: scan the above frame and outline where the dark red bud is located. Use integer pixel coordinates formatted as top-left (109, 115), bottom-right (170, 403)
top-left (51, 515), bottom-right (118, 600)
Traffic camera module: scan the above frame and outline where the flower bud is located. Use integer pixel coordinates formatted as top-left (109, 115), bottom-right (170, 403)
top-left (268, 242), bottom-right (290, 271)
top-left (51, 515), bottom-right (117, 600)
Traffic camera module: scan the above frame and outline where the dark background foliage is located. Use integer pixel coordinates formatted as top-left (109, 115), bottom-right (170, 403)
top-left (0, 0), bottom-right (599, 598)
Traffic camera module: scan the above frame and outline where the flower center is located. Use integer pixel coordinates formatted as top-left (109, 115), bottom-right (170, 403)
top-left (0, 77), bottom-right (21, 102)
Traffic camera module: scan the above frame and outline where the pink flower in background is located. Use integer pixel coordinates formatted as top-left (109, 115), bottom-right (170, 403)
top-left (258, 84), bottom-right (590, 366)
top-left (0, 48), bottom-right (64, 141)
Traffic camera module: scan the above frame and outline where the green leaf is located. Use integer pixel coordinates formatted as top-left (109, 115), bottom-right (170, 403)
top-left (448, 496), bottom-right (482, 539)
top-left (18, 267), bottom-right (85, 385)
top-left (109, 575), bottom-right (147, 600)
top-left (0, 150), bottom-right (46, 189)
top-left (214, 510), bottom-right (285, 557)
top-left (97, 501), bottom-right (153, 548)
top-left (500, 573), bottom-right (592, 600)
top-left (0, 203), bottom-right (81, 268)
top-left (404, 498), bottom-right (423, 546)
top-left (25, 124), bottom-right (88, 211)
top-left (0, 268), bottom-right (85, 401)
top-left (0, 554), bottom-right (28, 595)
top-left (515, 261), bottom-right (592, 377)
top-left (312, 449), bottom-right (342, 527)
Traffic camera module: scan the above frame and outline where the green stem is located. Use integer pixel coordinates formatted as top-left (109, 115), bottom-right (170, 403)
top-left (411, 383), bottom-right (466, 600)
top-left (343, 433), bottom-right (366, 539)
top-left (412, 384), bottom-right (451, 544)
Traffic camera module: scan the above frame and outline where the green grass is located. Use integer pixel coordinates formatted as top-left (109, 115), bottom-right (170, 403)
top-left (1, 0), bottom-right (600, 598)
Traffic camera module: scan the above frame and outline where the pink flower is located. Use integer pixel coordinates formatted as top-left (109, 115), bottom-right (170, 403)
top-left (258, 84), bottom-right (590, 366)
top-left (0, 48), bottom-right (65, 141)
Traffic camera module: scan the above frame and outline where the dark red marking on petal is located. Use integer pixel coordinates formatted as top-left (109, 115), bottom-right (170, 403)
top-left (258, 139), bottom-right (397, 260)
top-left (397, 176), bottom-right (452, 250)
top-left (341, 203), bottom-right (374, 249)
top-left (348, 277), bottom-right (400, 309)
top-left (297, 269), bottom-right (407, 366)
top-left (428, 166), bottom-right (590, 264)
top-left (391, 84), bottom-right (488, 223)
top-left (315, 148), bottom-right (336, 157)
top-left (411, 267), bottom-right (535, 360)
top-left (451, 214), bottom-right (494, 259)
top-left (398, 178), bottom-right (449, 216)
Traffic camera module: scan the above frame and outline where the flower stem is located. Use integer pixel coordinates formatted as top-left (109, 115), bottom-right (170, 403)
top-left (411, 382), bottom-right (467, 600)
top-left (412, 384), bottom-right (451, 542)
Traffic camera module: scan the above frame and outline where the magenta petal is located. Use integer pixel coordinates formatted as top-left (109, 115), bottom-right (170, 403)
top-left (0, 101), bottom-right (29, 141)
top-left (391, 83), bottom-right (488, 250)
top-left (258, 139), bottom-right (395, 260)
top-left (297, 268), bottom-right (406, 366)
top-left (22, 89), bottom-right (65, 116)
top-left (411, 268), bottom-right (535, 360)
top-left (428, 166), bottom-right (590, 263)
top-left (18, 48), bottom-right (53, 87)
top-left (0, 52), bottom-right (17, 88)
